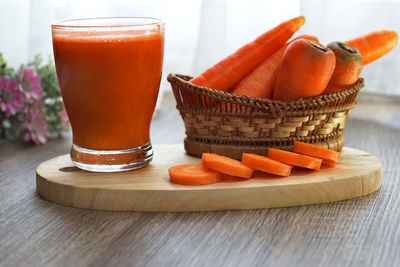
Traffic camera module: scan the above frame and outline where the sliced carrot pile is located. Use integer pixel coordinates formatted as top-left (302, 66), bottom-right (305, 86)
top-left (292, 141), bottom-right (340, 165)
top-left (202, 153), bottom-right (254, 178)
top-left (242, 153), bottom-right (292, 177)
top-left (168, 144), bottom-right (342, 185)
top-left (267, 148), bottom-right (322, 171)
top-left (169, 164), bottom-right (222, 185)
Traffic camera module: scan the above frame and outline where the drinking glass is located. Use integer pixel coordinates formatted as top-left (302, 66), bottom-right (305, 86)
top-left (52, 17), bottom-right (165, 172)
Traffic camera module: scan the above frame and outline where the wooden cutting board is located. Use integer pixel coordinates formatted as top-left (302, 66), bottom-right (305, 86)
top-left (36, 144), bottom-right (382, 212)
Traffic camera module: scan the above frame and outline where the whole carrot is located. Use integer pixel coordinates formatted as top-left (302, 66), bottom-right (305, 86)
top-left (190, 16), bottom-right (305, 91)
top-left (324, 42), bottom-right (363, 94)
top-left (273, 39), bottom-right (336, 101)
top-left (345, 30), bottom-right (398, 65)
top-left (231, 35), bottom-right (318, 99)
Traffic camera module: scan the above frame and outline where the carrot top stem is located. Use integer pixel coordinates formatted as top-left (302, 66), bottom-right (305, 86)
top-left (338, 42), bottom-right (358, 54)
top-left (309, 41), bottom-right (328, 52)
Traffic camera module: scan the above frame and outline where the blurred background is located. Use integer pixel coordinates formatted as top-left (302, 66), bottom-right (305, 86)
top-left (1, 0), bottom-right (399, 103)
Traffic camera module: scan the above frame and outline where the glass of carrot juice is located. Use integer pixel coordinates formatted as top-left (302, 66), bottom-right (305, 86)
top-left (52, 18), bottom-right (165, 172)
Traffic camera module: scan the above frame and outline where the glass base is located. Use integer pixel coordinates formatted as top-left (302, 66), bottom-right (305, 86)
top-left (70, 142), bottom-right (153, 172)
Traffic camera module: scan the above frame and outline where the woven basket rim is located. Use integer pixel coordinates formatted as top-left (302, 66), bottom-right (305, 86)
top-left (167, 73), bottom-right (363, 112)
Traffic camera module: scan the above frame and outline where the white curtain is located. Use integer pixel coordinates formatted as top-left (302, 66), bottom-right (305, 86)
top-left (193, 0), bottom-right (301, 75)
top-left (1, 0), bottom-right (399, 98)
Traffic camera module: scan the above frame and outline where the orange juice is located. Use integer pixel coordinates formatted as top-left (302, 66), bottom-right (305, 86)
top-left (52, 18), bottom-right (164, 172)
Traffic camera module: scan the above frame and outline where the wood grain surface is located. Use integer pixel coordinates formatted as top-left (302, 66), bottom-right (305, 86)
top-left (36, 146), bottom-right (381, 212)
top-left (1, 92), bottom-right (400, 267)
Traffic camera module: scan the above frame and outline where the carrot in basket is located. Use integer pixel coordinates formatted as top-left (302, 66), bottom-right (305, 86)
top-left (273, 39), bottom-right (336, 101)
top-left (324, 42), bottom-right (363, 94)
top-left (267, 148), bottom-right (322, 171)
top-left (345, 30), bottom-right (398, 65)
top-left (190, 16), bottom-right (305, 92)
top-left (231, 35), bottom-right (318, 98)
top-left (242, 153), bottom-right (292, 177)
top-left (292, 141), bottom-right (340, 165)
top-left (202, 153), bottom-right (254, 178)
top-left (169, 164), bottom-right (222, 185)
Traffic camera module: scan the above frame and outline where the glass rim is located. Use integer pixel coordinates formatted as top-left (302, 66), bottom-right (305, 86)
top-left (51, 17), bottom-right (164, 29)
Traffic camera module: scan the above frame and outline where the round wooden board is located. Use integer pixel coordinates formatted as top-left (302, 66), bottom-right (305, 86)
top-left (36, 144), bottom-right (382, 212)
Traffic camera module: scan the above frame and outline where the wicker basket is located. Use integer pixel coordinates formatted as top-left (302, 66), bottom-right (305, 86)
top-left (168, 73), bottom-right (363, 160)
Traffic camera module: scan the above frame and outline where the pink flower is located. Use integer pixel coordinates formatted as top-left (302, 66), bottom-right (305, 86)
top-left (22, 104), bottom-right (50, 145)
top-left (18, 66), bottom-right (43, 101)
top-left (0, 76), bottom-right (24, 115)
top-left (58, 105), bottom-right (70, 127)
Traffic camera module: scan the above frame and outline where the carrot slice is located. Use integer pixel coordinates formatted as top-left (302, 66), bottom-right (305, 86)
top-left (190, 16), bottom-right (305, 91)
top-left (202, 153), bottom-right (253, 178)
top-left (324, 42), bottom-right (363, 93)
top-left (169, 164), bottom-right (222, 185)
top-left (322, 160), bottom-right (337, 167)
top-left (220, 174), bottom-right (248, 182)
top-left (345, 30), bottom-right (398, 65)
top-left (231, 35), bottom-right (318, 99)
top-left (267, 148), bottom-right (322, 171)
top-left (273, 39), bottom-right (336, 101)
top-left (292, 141), bottom-right (340, 165)
top-left (242, 153), bottom-right (292, 177)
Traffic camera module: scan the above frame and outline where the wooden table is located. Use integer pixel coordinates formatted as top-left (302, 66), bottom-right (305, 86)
top-left (1, 92), bottom-right (399, 267)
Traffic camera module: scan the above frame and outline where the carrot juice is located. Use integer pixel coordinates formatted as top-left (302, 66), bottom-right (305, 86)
top-left (52, 18), bottom-right (164, 172)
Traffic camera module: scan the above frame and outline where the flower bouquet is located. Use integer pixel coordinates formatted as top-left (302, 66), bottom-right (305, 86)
top-left (0, 54), bottom-right (69, 145)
